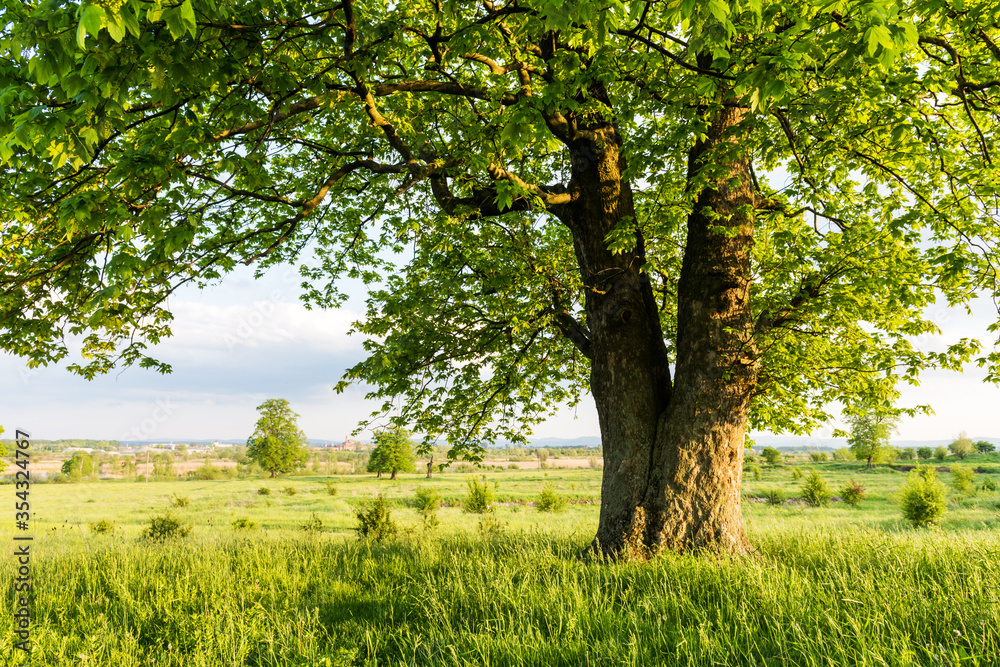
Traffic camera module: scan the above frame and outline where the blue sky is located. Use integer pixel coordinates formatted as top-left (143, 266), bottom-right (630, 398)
top-left (2, 263), bottom-right (999, 443)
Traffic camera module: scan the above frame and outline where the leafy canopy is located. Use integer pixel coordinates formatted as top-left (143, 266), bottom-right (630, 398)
top-left (366, 426), bottom-right (416, 476)
top-left (246, 398), bottom-right (309, 475)
top-left (1, 0), bottom-right (999, 457)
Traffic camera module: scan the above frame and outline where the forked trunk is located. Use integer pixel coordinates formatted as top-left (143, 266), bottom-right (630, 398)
top-left (572, 104), bottom-right (757, 558)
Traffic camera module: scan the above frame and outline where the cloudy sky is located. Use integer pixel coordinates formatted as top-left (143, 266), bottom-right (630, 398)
top-left (3, 262), bottom-right (999, 444)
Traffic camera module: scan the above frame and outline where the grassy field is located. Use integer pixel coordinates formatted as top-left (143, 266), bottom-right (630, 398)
top-left (2, 456), bottom-right (999, 666)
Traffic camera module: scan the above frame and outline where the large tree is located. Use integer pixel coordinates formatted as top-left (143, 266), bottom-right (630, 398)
top-left (367, 426), bottom-right (416, 479)
top-left (247, 399), bottom-right (309, 477)
top-left (2, 0), bottom-right (999, 556)
top-left (840, 408), bottom-right (898, 469)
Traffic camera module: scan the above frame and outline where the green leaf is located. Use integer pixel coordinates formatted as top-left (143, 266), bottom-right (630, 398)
top-left (77, 4), bottom-right (106, 49)
top-left (180, 0), bottom-right (198, 37)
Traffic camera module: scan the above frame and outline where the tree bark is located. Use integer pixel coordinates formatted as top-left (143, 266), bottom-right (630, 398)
top-left (426, 455), bottom-right (433, 478)
top-left (390, 469), bottom-right (397, 480)
top-left (572, 104), bottom-right (757, 558)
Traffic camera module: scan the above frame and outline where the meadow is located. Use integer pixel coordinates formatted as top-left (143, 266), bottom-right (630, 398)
top-left (1, 456), bottom-right (999, 666)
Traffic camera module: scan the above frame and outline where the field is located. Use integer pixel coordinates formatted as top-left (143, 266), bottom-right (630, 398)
top-left (2, 457), bottom-right (1000, 666)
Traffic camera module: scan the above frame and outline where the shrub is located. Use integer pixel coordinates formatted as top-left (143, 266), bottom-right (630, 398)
top-left (801, 470), bottom-right (831, 507)
top-left (934, 446), bottom-right (948, 462)
top-left (301, 513), bottom-right (323, 532)
top-left (949, 432), bottom-right (974, 459)
top-left (354, 496), bottom-right (396, 541)
top-left (257, 487), bottom-right (271, 495)
top-left (507, 463), bottom-right (519, 470)
top-left (192, 463), bottom-right (225, 480)
top-left (413, 486), bottom-right (442, 514)
top-left (809, 452), bottom-right (828, 462)
top-left (839, 480), bottom-right (867, 506)
top-left (477, 514), bottom-right (505, 539)
top-left (974, 440), bottom-right (996, 454)
top-left (950, 464), bottom-right (975, 495)
top-left (462, 477), bottom-right (496, 513)
top-left (744, 454), bottom-right (756, 465)
top-left (745, 463), bottom-right (761, 480)
top-left (282, 486), bottom-right (297, 496)
top-left (832, 447), bottom-right (852, 461)
top-left (588, 456), bottom-right (603, 470)
top-left (916, 446), bottom-right (933, 459)
top-left (764, 488), bottom-right (786, 506)
top-left (325, 482), bottom-right (337, 496)
top-left (537, 484), bottom-right (568, 513)
top-left (144, 513), bottom-right (192, 540)
top-left (761, 447), bottom-right (782, 465)
top-left (453, 462), bottom-right (477, 474)
top-left (232, 517), bottom-right (256, 530)
top-left (790, 467), bottom-right (804, 481)
top-left (898, 448), bottom-right (916, 461)
top-left (899, 466), bottom-right (948, 527)
top-left (979, 477), bottom-right (998, 492)
top-left (90, 519), bottom-right (115, 534)
top-left (169, 493), bottom-right (190, 508)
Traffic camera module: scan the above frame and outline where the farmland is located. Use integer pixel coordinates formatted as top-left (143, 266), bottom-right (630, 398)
top-left (1, 456), bottom-right (999, 666)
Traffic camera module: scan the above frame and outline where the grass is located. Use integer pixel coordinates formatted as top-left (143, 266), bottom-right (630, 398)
top-left (1, 459), bottom-right (999, 665)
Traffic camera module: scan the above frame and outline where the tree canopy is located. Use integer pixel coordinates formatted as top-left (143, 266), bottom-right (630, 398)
top-left (840, 407), bottom-right (899, 468)
top-left (366, 426), bottom-right (416, 479)
top-left (246, 398), bottom-right (309, 477)
top-left (2, 0), bottom-right (1000, 555)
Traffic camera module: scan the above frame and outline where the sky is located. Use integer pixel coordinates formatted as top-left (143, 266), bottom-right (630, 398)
top-left (2, 262), bottom-right (999, 444)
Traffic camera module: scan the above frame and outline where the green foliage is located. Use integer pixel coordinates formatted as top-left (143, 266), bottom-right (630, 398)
top-left (301, 513), bottom-right (323, 533)
top-left (790, 467), bottom-right (804, 481)
top-left (536, 484), bottom-right (568, 513)
top-left (282, 487), bottom-right (297, 496)
top-left (980, 477), bottom-right (998, 492)
top-left (949, 432), bottom-right (975, 460)
top-left (800, 471), bottom-right (831, 508)
top-left (256, 487), bottom-right (271, 496)
top-left (413, 486), bottom-right (442, 514)
top-left (950, 464), bottom-right (975, 495)
top-left (231, 517), bottom-right (256, 530)
top-left (246, 399), bottom-right (309, 477)
top-left (325, 482), bottom-right (338, 496)
top-left (934, 447), bottom-right (949, 462)
top-left (746, 463), bottom-right (761, 480)
top-left (974, 440), bottom-right (996, 454)
top-left (169, 493), bottom-right (189, 508)
top-left (354, 496), bottom-right (396, 542)
top-left (477, 515), bottom-right (506, 539)
top-left (916, 447), bottom-right (933, 460)
top-left (898, 448), bottom-right (915, 461)
top-left (367, 427), bottom-right (416, 479)
top-left (192, 463), bottom-right (225, 480)
top-left (899, 466), bottom-right (949, 528)
top-left (143, 513), bottom-right (192, 540)
top-left (839, 480), bottom-right (867, 507)
top-left (89, 519), bottom-right (115, 534)
top-left (61, 452), bottom-right (94, 481)
top-left (761, 448), bottom-right (783, 466)
top-left (463, 477), bottom-right (497, 514)
top-left (842, 409), bottom-right (898, 468)
top-left (831, 448), bottom-right (851, 461)
top-left (809, 452), bottom-right (828, 462)
top-left (763, 488), bottom-right (786, 506)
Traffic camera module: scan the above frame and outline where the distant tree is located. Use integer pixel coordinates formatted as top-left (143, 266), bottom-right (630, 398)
top-left (367, 427), bottom-right (415, 480)
top-left (948, 432), bottom-right (975, 460)
top-left (934, 446), bottom-right (949, 462)
top-left (917, 447), bottom-right (934, 460)
top-left (761, 448), bottom-right (783, 466)
top-left (61, 452), bottom-right (93, 481)
top-left (152, 453), bottom-right (175, 480)
top-left (247, 399), bottom-right (309, 478)
top-left (898, 448), bottom-right (916, 461)
top-left (975, 440), bottom-right (997, 454)
top-left (841, 409), bottom-right (899, 469)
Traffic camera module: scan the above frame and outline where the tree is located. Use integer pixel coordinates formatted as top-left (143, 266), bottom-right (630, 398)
top-left (247, 399), bottom-right (309, 477)
top-left (761, 447), bottom-right (783, 466)
top-left (841, 409), bottom-right (899, 469)
top-left (3, 1), bottom-right (1000, 557)
top-left (949, 432), bottom-right (975, 459)
top-left (916, 447), bottom-right (934, 460)
top-left (975, 440), bottom-right (997, 454)
top-left (61, 452), bottom-right (94, 481)
top-left (934, 446), bottom-right (949, 462)
top-left (367, 427), bottom-right (415, 480)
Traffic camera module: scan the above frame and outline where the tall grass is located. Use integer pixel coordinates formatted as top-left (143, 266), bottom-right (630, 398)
top-left (1, 525), bottom-right (998, 665)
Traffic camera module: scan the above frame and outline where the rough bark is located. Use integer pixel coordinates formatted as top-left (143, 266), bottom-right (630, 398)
top-left (575, 104), bottom-right (757, 558)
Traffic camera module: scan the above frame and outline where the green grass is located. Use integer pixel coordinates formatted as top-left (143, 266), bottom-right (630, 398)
top-left (1, 462), bottom-right (999, 665)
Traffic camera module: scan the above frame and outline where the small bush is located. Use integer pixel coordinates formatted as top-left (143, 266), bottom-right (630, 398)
top-left (232, 517), bottom-right (256, 530)
top-left (143, 513), bottom-right (192, 540)
top-left (900, 465), bottom-right (948, 527)
top-left (462, 476), bottom-right (496, 513)
top-left (839, 480), bottom-right (867, 507)
top-left (507, 463), bottom-right (519, 470)
top-left (301, 513), bottom-right (323, 532)
top-left (477, 514), bottom-right (505, 539)
top-left (355, 496), bottom-right (396, 541)
top-left (980, 477), bottom-right (998, 492)
top-left (536, 484), bottom-right (568, 513)
top-left (745, 463), bottom-right (761, 480)
top-left (453, 463), bottom-right (477, 474)
top-left (917, 446), bottom-right (933, 460)
top-left (832, 448), bottom-right (851, 461)
top-left (192, 463), bottom-right (225, 480)
top-left (744, 454), bottom-right (756, 465)
top-left (801, 470), bottom-right (831, 507)
top-left (764, 488), bottom-right (786, 506)
top-left (325, 482), bottom-right (337, 496)
top-left (790, 467), bottom-right (804, 481)
top-left (282, 486), bottom-right (297, 496)
top-left (588, 456), bottom-right (603, 470)
top-left (413, 486), bottom-right (442, 514)
top-left (809, 452), bottom-right (828, 462)
top-left (257, 487), bottom-right (271, 496)
top-left (934, 446), bottom-right (948, 462)
top-left (950, 464), bottom-right (975, 495)
top-left (169, 493), bottom-right (190, 508)
top-left (90, 519), bottom-right (115, 534)
top-left (761, 447), bottom-right (783, 465)
top-left (898, 448), bottom-right (916, 461)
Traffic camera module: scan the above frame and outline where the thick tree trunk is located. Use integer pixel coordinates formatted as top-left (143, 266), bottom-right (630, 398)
top-left (390, 469), bottom-right (397, 480)
top-left (426, 455), bottom-right (433, 478)
top-left (571, 104), bottom-right (757, 558)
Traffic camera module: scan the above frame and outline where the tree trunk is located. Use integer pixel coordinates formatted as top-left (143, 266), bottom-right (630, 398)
top-left (571, 103), bottom-right (757, 558)
top-left (867, 455), bottom-right (873, 469)
top-left (270, 470), bottom-right (277, 478)
top-left (426, 455), bottom-right (433, 478)
top-left (390, 469), bottom-right (397, 480)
